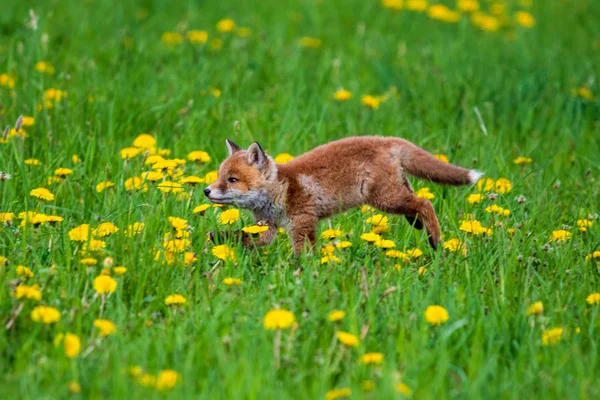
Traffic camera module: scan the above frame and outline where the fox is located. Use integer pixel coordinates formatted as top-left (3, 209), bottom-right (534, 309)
top-left (204, 136), bottom-right (483, 255)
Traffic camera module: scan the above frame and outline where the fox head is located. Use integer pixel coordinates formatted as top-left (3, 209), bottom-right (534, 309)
top-left (204, 139), bottom-right (277, 209)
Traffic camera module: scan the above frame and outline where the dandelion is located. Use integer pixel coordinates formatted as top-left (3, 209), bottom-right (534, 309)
top-left (336, 241), bottom-right (352, 249)
top-left (94, 275), bottom-right (117, 294)
top-left (187, 150), bottom-right (211, 163)
top-left (366, 214), bottom-right (388, 226)
top-left (14, 284), bottom-right (42, 301)
top-left (193, 204), bottom-right (211, 214)
top-left (541, 327), bottom-right (563, 346)
top-left (168, 216), bottom-right (188, 230)
top-left (30, 187), bottom-right (55, 201)
top-left (24, 158), bottom-right (41, 166)
top-left (325, 388), bottom-right (352, 400)
top-left (386, 250), bottom-right (409, 260)
top-left (375, 239), bottom-right (396, 249)
top-left (69, 224), bottom-right (91, 241)
top-left (219, 209), bottom-right (240, 225)
top-left (274, 153), bottom-right (295, 163)
top-left (328, 310), bottom-right (346, 322)
top-left (418, 266), bottom-right (427, 275)
top-left (495, 178), bottom-right (513, 194)
top-left (124, 176), bottom-right (148, 191)
top-left (298, 37), bottom-right (322, 48)
top-left (94, 319), bottom-right (117, 336)
top-left (216, 18), bottom-right (236, 32)
top-left (396, 382), bottom-right (413, 395)
top-left (573, 87), bottom-right (595, 101)
top-left (16, 265), bottom-right (35, 278)
top-left (139, 373), bottom-right (156, 387)
top-left (125, 222), bottom-right (144, 236)
top-left (35, 61), bottom-right (55, 75)
top-left (80, 258), bottom-right (98, 265)
top-left (64, 333), bottom-right (81, 358)
top-left (361, 95), bottom-right (383, 109)
top-left (577, 219), bottom-right (592, 232)
top-left (212, 244), bottom-right (236, 261)
top-left (156, 370), bottom-right (179, 391)
top-left (515, 11), bottom-right (535, 27)
top-left (477, 177), bottom-right (496, 192)
top-left (550, 230), bottom-right (571, 242)
top-left (113, 266), bottom-right (127, 275)
top-left (336, 331), bottom-right (360, 347)
top-left (223, 277), bottom-right (243, 286)
top-left (0, 73), bottom-right (16, 88)
top-left (526, 301), bottom-right (543, 315)
top-left (96, 181), bottom-right (115, 192)
top-left (242, 225), bottom-right (269, 234)
top-left (141, 171), bottom-right (163, 182)
top-left (485, 204), bottom-right (510, 216)
top-left (68, 382), bottom-right (81, 393)
top-left (187, 30), bottom-right (208, 44)
top-left (467, 193), bottom-right (484, 204)
top-left (93, 222), bottom-right (119, 237)
top-left (0, 212), bottom-right (14, 222)
top-left (161, 31), bottom-right (183, 46)
top-left (320, 254), bottom-right (341, 264)
top-left (382, 0), bottom-right (403, 11)
top-left (428, 4), bottom-right (461, 23)
top-left (406, 248), bottom-right (423, 258)
top-left (586, 293), bottom-right (600, 305)
top-left (514, 157), bottom-right (532, 165)
top-left (457, 0), bottom-right (479, 12)
top-left (158, 181), bottom-right (184, 193)
top-left (360, 232), bottom-right (382, 242)
top-left (54, 168), bottom-right (73, 177)
top-left (165, 294), bottom-right (187, 305)
top-left (72, 154), bottom-right (81, 164)
top-left (361, 352), bottom-right (384, 365)
top-left (120, 147), bottom-right (141, 159)
top-left (31, 305), bottom-right (61, 324)
top-left (459, 219), bottom-right (493, 235)
top-left (333, 89), bottom-right (352, 101)
top-left (443, 238), bottom-right (466, 254)
top-left (424, 305), bottom-right (449, 326)
top-left (204, 171), bottom-right (218, 184)
top-left (416, 187), bottom-right (435, 199)
top-left (263, 309), bottom-right (296, 330)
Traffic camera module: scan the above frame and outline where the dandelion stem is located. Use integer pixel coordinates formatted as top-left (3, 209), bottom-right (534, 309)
top-left (100, 294), bottom-right (105, 317)
top-left (274, 329), bottom-right (282, 369)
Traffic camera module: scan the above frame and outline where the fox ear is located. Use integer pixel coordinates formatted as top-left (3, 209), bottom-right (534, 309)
top-left (247, 142), bottom-right (266, 168)
top-left (225, 139), bottom-right (241, 156)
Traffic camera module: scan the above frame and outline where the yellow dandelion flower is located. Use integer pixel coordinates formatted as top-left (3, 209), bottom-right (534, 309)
top-left (586, 293), bottom-right (600, 305)
top-left (165, 294), bottom-right (187, 305)
top-left (396, 382), bottom-right (413, 395)
top-left (14, 284), bottom-right (42, 301)
top-left (325, 388), bottom-right (352, 400)
top-left (93, 222), bottom-right (119, 237)
top-left (156, 370), bottom-right (180, 391)
top-left (16, 265), bottom-right (35, 278)
top-left (64, 333), bottom-right (81, 358)
top-left (120, 147), bottom-right (141, 159)
top-left (477, 177), bottom-right (495, 192)
top-left (242, 225), bottom-right (269, 234)
top-left (541, 327), bottom-right (563, 346)
top-left (443, 238), bottom-right (467, 255)
top-left (35, 61), bottom-right (56, 75)
top-left (68, 381), bottom-right (81, 393)
top-left (361, 95), bottom-right (383, 109)
top-left (187, 30), bottom-right (208, 44)
top-left (386, 250), bottom-right (409, 259)
top-left (577, 219), bottom-right (592, 232)
top-left (193, 204), bottom-right (211, 214)
top-left (428, 4), bottom-right (461, 23)
top-left (168, 216), bottom-right (188, 230)
top-left (139, 373), bottom-right (156, 387)
top-left (216, 18), bottom-right (236, 32)
top-left (113, 266), bottom-right (127, 275)
top-left (94, 319), bottom-right (117, 336)
top-left (321, 254), bottom-right (341, 264)
top-left (21, 116), bottom-right (34, 126)
top-left (24, 158), bottom-right (42, 166)
top-left (321, 229), bottom-right (344, 240)
top-left (365, 214), bottom-right (388, 226)
top-left (263, 309), bottom-right (296, 330)
top-left (125, 222), bottom-right (144, 237)
top-left (515, 11), bottom-right (535, 27)
top-left (467, 193), bottom-right (484, 204)
top-left (362, 352), bottom-right (384, 365)
top-left (124, 176), bottom-right (148, 192)
top-left (0, 212), bottom-right (14, 222)
top-left (212, 244), bottom-right (236, 261)
top-left (219, 209), bottom-right (240, 225)
top-left (550, 230), bottom-right (571, 242)
top-left (336, 331), bottom-right (360, 347)
top-left (457, 0), bottom-right (479, 12)
top-left (274, 153), bottom-right (295, 164)
top-left (495, 178), bottom-right (512, 194)
top-left (54, 168), bottom-right (72, 177)
top-left (96, 181), bottom-right (115, 192)
top-left (161, 31), bottom-right (183, 46)
top-left (93, 275), bottom-right (117, 294)
top-left (204, 171), bottom-right (218, 184)
top-left (415, 187), bottom-right (435, 199)
top-left (459, 219), bottom-right (493, 235)
top-left (31, 305), bottom-right (60, 324)
top-left (514, 157), bottom-right (532, 165)
top-left (360, 232), bottom-right (382, 242)
top-left (382, 0), bottom-right (403, 11)
top-left (573, 87), bottom-right (595, 101)
top-left (30, 187), bottom-right (55, 201)
top-left (375, 239), bottom-right (396, 249)
top-left (333, 89), bottom-right (352, 101)
top-left (80, 258), bottom-right (97, 265)
top-left (485, 204), bottom-right (510, 216)
top-left (157, 181), bottom-right (184, 193)
top-left (223, 277), bottom-right (243, 286)
top-left (0, 73), bottom-right (16, 88)
top-left (328, 310), bottom-right (346, 322)
top-left (526, 301), bottom-right (543, 316)
top-left (336, 241), bottom-right (352, 249)
top-left (406, 248), bottom-right (423, 258)
top-left (187, 150), bottom-right (211, 163)
top-left (471, 12), bottom-right (500, 31)
top-left (424, 305), bottom-right (449, 326)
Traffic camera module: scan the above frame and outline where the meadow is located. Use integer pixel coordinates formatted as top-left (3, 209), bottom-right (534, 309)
top-left (1, 0), bottom-right (600, 398)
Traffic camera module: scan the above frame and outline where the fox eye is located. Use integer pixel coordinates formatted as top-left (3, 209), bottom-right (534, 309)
top-left (228, 177), bottom-right (238, 183)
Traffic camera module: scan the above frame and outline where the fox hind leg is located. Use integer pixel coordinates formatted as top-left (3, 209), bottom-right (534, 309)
top-left (367, 183), bottom-right (441, 249)
top-left (290, 213), bottom-right (318, 256)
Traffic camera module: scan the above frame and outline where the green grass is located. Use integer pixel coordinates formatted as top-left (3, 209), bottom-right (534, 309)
top-left (1, 0), bottom-right (600, 398)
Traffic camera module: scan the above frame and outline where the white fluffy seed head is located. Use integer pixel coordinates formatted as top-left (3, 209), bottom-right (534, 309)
top-left (468, 170), bottom-right (484, 184)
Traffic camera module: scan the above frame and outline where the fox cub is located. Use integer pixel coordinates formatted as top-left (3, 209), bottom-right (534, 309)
top-left (205, 136), bottom-right (482, 255)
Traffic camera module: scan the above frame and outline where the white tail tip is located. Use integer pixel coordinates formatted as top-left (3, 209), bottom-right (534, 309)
top-left (468, 170), bottom-right (484, 184)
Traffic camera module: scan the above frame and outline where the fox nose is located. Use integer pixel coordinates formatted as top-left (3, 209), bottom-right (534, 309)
top-left (204, 188), bottom-right (211, 197)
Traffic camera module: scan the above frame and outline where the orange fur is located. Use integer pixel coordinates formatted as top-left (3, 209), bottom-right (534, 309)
top-left (205, 136), bottom-right (482, 255)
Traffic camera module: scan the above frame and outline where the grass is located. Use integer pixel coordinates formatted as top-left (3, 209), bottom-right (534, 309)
top-left (1, 0), bottom-right (600, 398)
